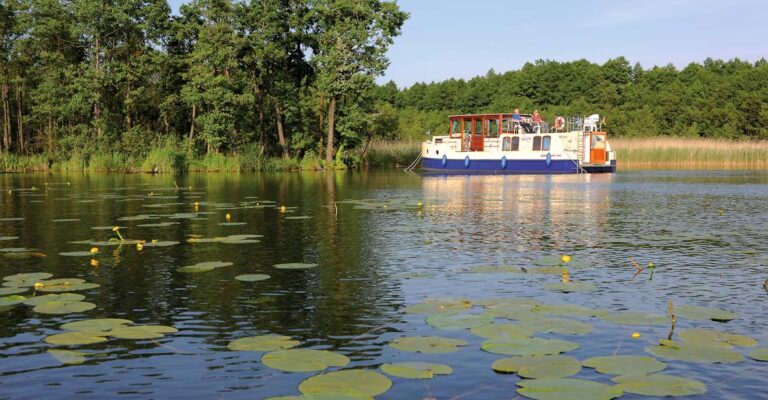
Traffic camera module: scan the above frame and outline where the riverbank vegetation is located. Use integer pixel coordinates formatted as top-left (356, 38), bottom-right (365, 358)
top-left (1, 0), bottom-right (767, 172)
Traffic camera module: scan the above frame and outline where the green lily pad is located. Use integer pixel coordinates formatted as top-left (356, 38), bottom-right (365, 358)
top-left (299, 370), bottom-right (392, 398)
top-left (582, 355), bottom-right (667, 375)
top-left (381, 362), bottom-right (453, 379)
top-left (526, 266), bottom-right (566, 275)
top-left (535, 256), bottom-right (589, 268)
top-left (518, 318), bottom-right (593, 335)
top-left (61, 318), bottom-right (133, 332)
top-left (3, 272), bottom-right (54, 286)
top-left (404, 299), bottom-right (473, 315)
top-left (612, 374), bottom-right (707, 396)
top-left (748, 347), bottom-right (768, 361)
top-left (679, 328), bottom-right (758, 348)
top-left (544, 282), bottom-right (597, 293)
top-left (492, 355), bottom-right (582, 378)
top-left (53, 219), bottom-right (81, 222)
top-left (389, 336), bottom-right (468, 354)
top-left (274, 263), bottom-right (318, 270)
top-left (481, 337), bottom-right (580, 356)
top-left (676, 305), bottom-right (738, 322)
top-left (45, 331), bottom-right (108, 345)
top-left (426, 313), bottom-right (493, 331)
top-left (532, 304), bottom-right (608, 318)
top-left (470, 322), bottom-right (536, 339)
top-left (645, 339), bottom-right (745, 363)
top-left (136, 222), bottom-right (179, 227)
top-left (476, 297), bottom-right (538, 307)
top-left (109, 325), bottom-right (178, 339)
top-left (517, 378), bottom-right (623, 400)
top-left (140, 241), bottom-right (180, 247)
top-left (0, 295), bottom-right (27, 307)
top-left (602, 312), bottom-right (670, 326)
top-left (59, 251), bottom-right (97, 257)
top-left (227, 335), bottom-right (300, 351)
top-left (284, 216), bottom-right (312, 220)
top-left (481, 303), bottom-right (540, 320)
top-left (177, 261), bottom-right (233, 273)
top-left (48, 349), bottom-right (87, 364)
top-left (235, 274), bottom-right (271, 282)
top-left (0, 236), bottom-right (18, 241)
top-left (0, 287), bottom-right (27, 295)
top-left (34, 300), bottom-right (96, 314)
top-left (262, 349), bottom-right (350, 372)
top-left (23, 293), bottom-right (85, 306)
top-left (36, 278), bottom-right (100, 292)
top-left (466, 265), bottom-right (524, 274)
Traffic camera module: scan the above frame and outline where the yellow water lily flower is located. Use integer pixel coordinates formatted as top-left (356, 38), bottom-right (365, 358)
top-left (225, 213), bottom-right (231, 221)
top-left (136, 243), bottom-right (144, 251)
top-left (631, 332), bottom-right (641, 339)
top-left (90, 247), bottom-right (99, 255)
top-left (280, 206), bottom-right (286, 213)
top-left (561, 255), bottom-right (571, 263)
top-left (33, 282), bottom-right (45, 290)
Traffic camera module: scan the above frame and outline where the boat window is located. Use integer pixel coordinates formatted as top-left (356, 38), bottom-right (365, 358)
top-left (502, 137), bottom-right (511, 151)
top-left (502, 118), bottom-right (514, 133)
top-left (451, 120), bottom-right (461, 135)
top-left (542, 136), bottom-right (551, 151)
top-left (511, 136), bottom-right (519, 151)
top-left (592, 133), bottom-right (606, 149)
top-left (532, 136), bottom-right (542, 151)
top-left (488, 119), bottom-right (499, 138)
top-left (474, 119), bottom-right (483, 134)
top-left (464, 119), bottom-right (472, 134)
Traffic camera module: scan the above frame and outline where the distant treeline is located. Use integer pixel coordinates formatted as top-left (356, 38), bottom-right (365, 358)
top-left (374, 57), bottom-right (768, 141)
top-left (0, 0), bottom-right (407, 169)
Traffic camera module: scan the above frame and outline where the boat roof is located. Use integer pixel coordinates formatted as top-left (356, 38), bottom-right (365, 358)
top-left (449, 113), bottom-right (532, 119)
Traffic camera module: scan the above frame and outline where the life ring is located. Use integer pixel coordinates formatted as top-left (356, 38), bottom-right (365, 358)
top-left (554, 116), bottom-right (565, 131)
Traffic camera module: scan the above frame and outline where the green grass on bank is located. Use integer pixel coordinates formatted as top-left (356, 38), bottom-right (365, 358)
top-left (4, 137), bottom-right (767, 173)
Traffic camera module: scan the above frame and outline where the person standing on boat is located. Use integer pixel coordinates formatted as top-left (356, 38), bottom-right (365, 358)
top-left (512, 108), bottom-right (522, 121)
top-left (531, 110), bottom-right (543, 133)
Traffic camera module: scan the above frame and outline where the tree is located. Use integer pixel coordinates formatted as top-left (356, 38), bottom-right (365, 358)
top-left (309, 0), bottom-right (406, 166)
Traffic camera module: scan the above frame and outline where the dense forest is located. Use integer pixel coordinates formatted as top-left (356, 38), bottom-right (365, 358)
top-left (1, 0), bottom-right (767, 171)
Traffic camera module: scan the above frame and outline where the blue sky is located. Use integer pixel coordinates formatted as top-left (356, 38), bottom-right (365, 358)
top-left (168, 0), bottom-right (768, 88)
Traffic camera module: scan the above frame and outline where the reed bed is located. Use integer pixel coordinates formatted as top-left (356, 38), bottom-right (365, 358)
top-left (364, 139), bottom-right (421, 167)
top-left (612, 137), bottom-right (768, 170)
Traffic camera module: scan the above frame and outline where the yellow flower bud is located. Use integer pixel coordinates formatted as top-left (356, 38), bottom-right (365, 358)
top-left (631, 332), bottom-right (641, 339)
top-left (90, 247), bottom-right (99, 255)
top-left (136, 243), bottom-right (144, 251)
top-left (561, 255), bottom-right (571, 263)
top-left (34, 282), bottom-right (45, 290)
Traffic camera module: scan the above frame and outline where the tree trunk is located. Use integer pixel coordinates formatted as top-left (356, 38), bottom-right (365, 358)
top-left (2, 83), bottom-right (11, 152)
top-left (93, 34), bottom-right (102, 138)
top-left (188, 104), bottom-right (196, 150)
top-left (16, 84), bottom-right (23, 153)
top-left (325, 96), bottom-right (336, 167)
top-left (274, 99), bottom-right (288, 159)
top-left (125, 86), bottom-right (132, 129)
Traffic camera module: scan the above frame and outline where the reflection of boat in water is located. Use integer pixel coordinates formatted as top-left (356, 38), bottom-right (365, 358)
top-left (421, 113), bottom-right (616, 174)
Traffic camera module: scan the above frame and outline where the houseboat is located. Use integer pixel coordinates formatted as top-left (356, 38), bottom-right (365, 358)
top-left (421, 113), bottom-right (616, 173)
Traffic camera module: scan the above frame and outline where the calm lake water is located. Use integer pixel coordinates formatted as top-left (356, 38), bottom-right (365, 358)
top-left (0, 170), bottom-right (767, 399)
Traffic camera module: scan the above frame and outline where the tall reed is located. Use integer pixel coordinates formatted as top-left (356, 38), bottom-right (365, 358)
top-left (612, 137), bottom-right (768, 169)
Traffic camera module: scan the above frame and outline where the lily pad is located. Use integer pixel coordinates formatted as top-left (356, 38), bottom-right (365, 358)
top-left (492, 355), bottom-right (582, 378)
top-left (612, 374), bottom-right (707, 396)
top-left (45, 331), bottom-right (108, 345)
top-left (676, 305), bottom-right (738, 322)
top-left (274, 263), bottom-right (318, 270)
top-left (109, 325), bottom-right (178, 340)
top-left (235, 274), bottom-right (271, 282)
top-left (544, 282), bottom-right (597, 293)
top-left (470, 322), bottom-right (536, 339)
top-left (36, 278), bottom-right (100, 292)
top-left (3, 272), bottom-right (54, 286)
top-left (532, 304), bottom-right (608, 318)
top-left (481, 337), bottom-right (580, 356)
top-left (299, 370), bottom-right (391, 398)
top-left (136, 222), bottom-right (179, 227)
top-left (582, 355), bottom-right (667, 375)
top-left (602, 312), bottom-right (670, 326)
top-left (176, 261), bottom-right (233, 273)
top-left (518, 318), bottom-right (593, 335)
top-left (748, 347), bottom-right (768, 361)
top-left (140, 241), bottom-right (180, 247)
top-left (227, 335), bottom-right (300, 351)
top-left (59, 251), bottom-right (97, 257)
top-left (381, 362), bottom-right (452, 379)
top-left (23, 293), bottom-right (85, 306)
top-left (0, 236), bottom-right (18, 241)
top-left (0, 295), bottom-right (27, 307)
top-left (426, 313), bottom-right (493, 331)
top-left (0, 287), bottom-right (28, 296)
top-left (467, 265), bottom-right (524, 274)
top-left (262, 349), bottom-right (350, 372)
top-left (645, 339), bottom-right (744, 363)
top-left (48, 349), bottom-right (87, 365)
top-left (61, 318), bottom-right (133, 332)
top-left (679, 328), bottom-right (758, 348)
top-left (34, 300), bottom-right (96, 314)
top-left (404, 299), bottom-right (473, 315)
top-left (517, 378), bottom-right (623, 400)
top-left (389, 336), bottom-right (468, 354)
